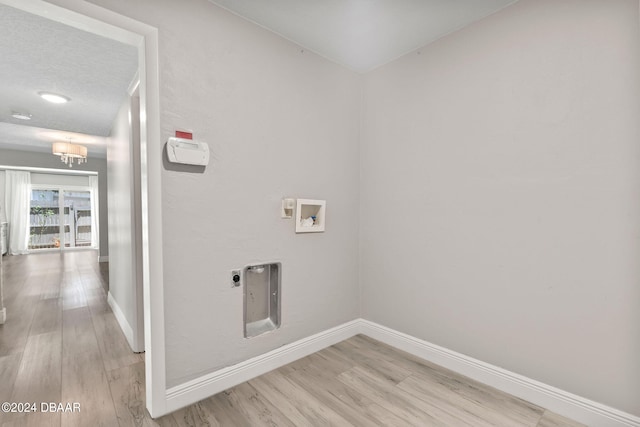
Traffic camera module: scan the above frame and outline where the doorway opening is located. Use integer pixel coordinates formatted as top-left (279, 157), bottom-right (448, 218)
top-left (0, 0), bottom-right (164, 418)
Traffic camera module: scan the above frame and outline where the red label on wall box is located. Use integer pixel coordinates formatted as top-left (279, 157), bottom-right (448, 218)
top-left (175, 131), bottom-right (193, 140)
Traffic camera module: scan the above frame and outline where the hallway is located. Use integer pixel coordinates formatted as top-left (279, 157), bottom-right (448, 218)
top-left (0, 251), bottom-right (149, 426)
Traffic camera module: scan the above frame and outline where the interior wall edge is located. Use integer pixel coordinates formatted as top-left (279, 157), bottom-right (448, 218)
top-left (107, 291), bottom-right (137, 352)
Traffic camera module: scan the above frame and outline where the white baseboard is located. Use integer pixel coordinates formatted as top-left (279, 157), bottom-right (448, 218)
top-left (99, 255), bottom-right (109, 263)
top-left (107, 292), bottom-right (135, 352)
top-left (164, 319), bottom-right (361, 414)
top-left (160, 319), bottom-right (640, 426)
top-left (359, 320), bottom-right (640, 427)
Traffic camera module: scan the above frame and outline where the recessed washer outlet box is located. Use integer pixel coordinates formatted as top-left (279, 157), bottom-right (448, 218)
top-left (243, 263), bottom-right (281, 338)
top-left (295, 199), bottom-right (326, 233)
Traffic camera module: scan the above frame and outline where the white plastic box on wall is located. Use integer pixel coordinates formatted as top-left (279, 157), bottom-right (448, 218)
top-left (296, 199), bottom-right (326, 233)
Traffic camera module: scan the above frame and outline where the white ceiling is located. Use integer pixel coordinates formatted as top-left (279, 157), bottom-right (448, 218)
top-left (0, 4), bottom-right (138, 157)
top-left (0, 1), bottom-right (518, 157)
top-left (0, 122), bottom-right (107, 158)
top-left (208, 0), bottom-right (519, 73)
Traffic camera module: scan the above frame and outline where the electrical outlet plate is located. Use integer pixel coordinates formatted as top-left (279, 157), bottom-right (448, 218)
top-left (231, 270), bottom-right (242, 287)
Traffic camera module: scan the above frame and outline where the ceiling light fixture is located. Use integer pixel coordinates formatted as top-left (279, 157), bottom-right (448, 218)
top-left (52, 140), bottom-right (87, 167)
top-left (38, 91), bottom-right (70, 104)
top-left (11, 111), bottom-right (32, 120)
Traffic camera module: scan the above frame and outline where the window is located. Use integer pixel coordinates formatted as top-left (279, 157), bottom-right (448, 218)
top-left (28, 187), bottom-right (95, 251)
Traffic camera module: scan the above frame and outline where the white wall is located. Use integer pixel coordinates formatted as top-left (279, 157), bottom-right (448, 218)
top-left (361, 0), bottom-right (640, 416)
top-left (30, 173), bottom-right (88, 186)
top-left (0, 148), bottom-right (108, 256)
top-left (0, 171), bottom-right (5, 222)
top-left (107, 94), bottom-right (143, 351)
top-left (131, 89), bottom-right (145, 355)
top-left (88, 0), bottom-right (361, 386)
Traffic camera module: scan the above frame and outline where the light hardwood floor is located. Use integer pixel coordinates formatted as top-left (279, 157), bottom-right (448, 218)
top-left (0, 251), bottom-right (586, 427)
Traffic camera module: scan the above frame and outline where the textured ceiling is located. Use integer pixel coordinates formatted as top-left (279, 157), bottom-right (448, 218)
top-left (0, 1), bottom-right (517, 156)
top-left (208, 0), bottom-right (519, 73)
top-left (0, 122), bottom-right (107, 158)
top-left (0, 4), bottom-right (138, 155)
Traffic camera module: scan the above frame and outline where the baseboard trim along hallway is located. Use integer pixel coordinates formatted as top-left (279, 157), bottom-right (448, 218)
top-left (163, 319), bottom-right (640, 426)
top-left (107, 292), bottom-right (135, 352)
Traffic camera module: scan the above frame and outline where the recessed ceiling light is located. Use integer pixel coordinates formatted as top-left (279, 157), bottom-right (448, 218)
top-left (38, 91), bottom-right (70, 104)
top-left (11, 111), bottom-right (32, 120)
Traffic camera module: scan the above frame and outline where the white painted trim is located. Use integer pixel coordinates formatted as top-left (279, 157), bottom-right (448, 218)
top-left (161, 318), bottom-right (639, 426)
top-left (128, 11), bottom-right (166, 419)
top-left (99, 255), bottom-right (109, 263)
top-left (107, 291), bottom-right (134, 350)
top-left (30, 184), bottom-right (92, 192)
top-left (1, 0), bottom-right (141, 46)
top-left (127, 78), bottom-right (145, 356)
top-left (359, 320), bottom-right (640, 427)
top-left (127, 71), bottom-right (140, 96)
top-left (164, 320), bottom-right (362, 415)
top-left (0, 165), bottom-right (98, 176)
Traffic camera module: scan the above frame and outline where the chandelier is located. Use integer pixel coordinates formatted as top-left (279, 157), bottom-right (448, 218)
top-left (52, 141), bottom-right (88, 167)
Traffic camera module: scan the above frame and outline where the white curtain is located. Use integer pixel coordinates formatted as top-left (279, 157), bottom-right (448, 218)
top-left (4, 171), bottom-right (31, 255)
top-left (89, 175), bottom-right (100, 251)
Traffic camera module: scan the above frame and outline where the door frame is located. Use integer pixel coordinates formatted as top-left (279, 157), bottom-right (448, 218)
top-left (0, 0), bottom-right (167, 417)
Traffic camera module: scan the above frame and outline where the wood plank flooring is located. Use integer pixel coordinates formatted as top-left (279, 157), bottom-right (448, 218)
top-left (0, 251), bottom-right (587, 426)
